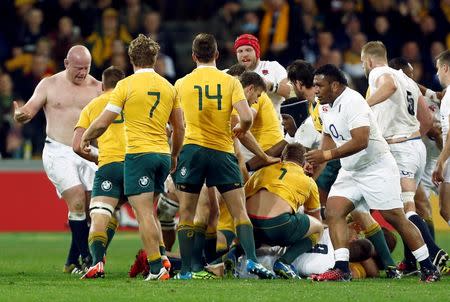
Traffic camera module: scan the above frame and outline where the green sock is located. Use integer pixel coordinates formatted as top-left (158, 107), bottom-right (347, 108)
top-left (148, 258), bottom-right (163, 274)
top-left (204, 233), bottom-right (217, 263)
top-left (88, 232), bottom-right (107, 265)
top-left (280, 237), bottom-right (313, 264)
top-left (177, 224), bottom-right (195, 273)
top-left (424, 217), bottom-right (435, 240)
top-left (191, 224), bottom-right (206, 272)
top-left (159, 245), bottom-right (166, 256)
top-left (236, 223), bottom-right (258, 262)
top-left (365, 224), bottom-right (395, 269)
top-left (105, 216), bottom-right (118, 250)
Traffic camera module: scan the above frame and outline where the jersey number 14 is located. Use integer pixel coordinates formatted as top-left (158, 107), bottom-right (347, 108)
top-left (194, 84), bottom-right (222, 110)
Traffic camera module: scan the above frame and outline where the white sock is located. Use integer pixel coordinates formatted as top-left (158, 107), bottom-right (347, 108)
top-left (334, 248), bottom-right (349, 262)
top-left (448, 220), bottom-right (450, 226)
top-left (411, 244), bottom-right (429, 262)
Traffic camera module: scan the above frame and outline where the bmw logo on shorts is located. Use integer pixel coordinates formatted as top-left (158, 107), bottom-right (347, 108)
top-left (180, 166), bottom-right (187, 178)
top-left (101, 180), bottom-right (112, 192)
top-left (139, 176), bottom-right (150, 187)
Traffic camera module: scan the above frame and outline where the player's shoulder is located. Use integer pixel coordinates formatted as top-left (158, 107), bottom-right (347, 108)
top-left (369, 65), bottom-right (394, 81)
top-left (260, 60), bottom-right (286, 70)
top-left (86, 74), bottom-right (102, 87)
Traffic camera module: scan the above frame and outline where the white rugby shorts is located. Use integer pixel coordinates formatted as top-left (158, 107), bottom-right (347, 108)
top-left (42, 137), bottom-right (97, 197)
top-left (328, 153), bottom-right (403, 211)
top-left (389, 139), bottom-right (426, 186)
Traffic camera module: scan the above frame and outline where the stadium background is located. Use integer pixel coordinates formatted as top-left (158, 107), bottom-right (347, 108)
top-left (0, 0), bottom-right (449, 232)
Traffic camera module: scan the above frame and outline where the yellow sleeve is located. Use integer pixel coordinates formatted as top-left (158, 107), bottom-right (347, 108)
top-left (231, 77), bottom-right (246, 106)
top-left (174, 79), bottom-right (183, 108)
top-left (75, 105), bottom-right (91, 130)
top-left (172, 84), bottom-right (181, 109)
top-left (108, 79), bottom-right (128, 109)
top-left (304, 178), bottom-right (320, 211)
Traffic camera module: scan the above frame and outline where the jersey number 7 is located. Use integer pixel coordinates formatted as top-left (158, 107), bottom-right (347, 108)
top-left (148, 91), bottom-right (160, 118)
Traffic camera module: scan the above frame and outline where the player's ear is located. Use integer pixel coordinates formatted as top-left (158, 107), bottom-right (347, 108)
top-left (214, 50), bottom-right (219, 61)
top-left (64, 58), bottom-right (69, 69)
top-left (191, 52), bottom-right (196, 63)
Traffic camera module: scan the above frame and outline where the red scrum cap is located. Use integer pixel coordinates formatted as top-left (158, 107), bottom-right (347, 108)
top-left (234, 34), bottom-right (260, 59)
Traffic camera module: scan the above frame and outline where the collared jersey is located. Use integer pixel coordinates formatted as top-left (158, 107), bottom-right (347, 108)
top-left (76, 91), bottom-right (125, 167)
top-left (106, 69), bottom-right (179, 154)
top-left (368, 66), bottom-right (420, 139)
top-left (245, 161), bottom-right (320, 212)
top-left (319, 87), bottom-right (389, 171)
top-left (308, 97), bottom-right (323, 133)
top-left (175, 66), bottom-right (246, 153)
top-left (250, 92), bottom-right (284, 150)
top-left (253, 60), bottom-right (287, 115)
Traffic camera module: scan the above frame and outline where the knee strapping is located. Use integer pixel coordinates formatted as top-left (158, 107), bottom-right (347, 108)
top-left (89, 202), bottom-right (115, 217)
top-left (157, 194), bottom-right (179, 229)
top-left (401, 192), bottom-right (415, 204)
top-left (68, 212), bottom-right (86, 221)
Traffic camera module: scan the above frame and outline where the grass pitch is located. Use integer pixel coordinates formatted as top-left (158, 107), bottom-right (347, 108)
top-left (0, 232), bottom-right (448, 302)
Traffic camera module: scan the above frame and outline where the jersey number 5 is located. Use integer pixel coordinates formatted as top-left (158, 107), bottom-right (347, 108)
top-left (406, 90), bottom-right (415, 116)
top-left (194, 84), bottom-right (222, 110)
top-left (148, 91), bottom-right (160, 118)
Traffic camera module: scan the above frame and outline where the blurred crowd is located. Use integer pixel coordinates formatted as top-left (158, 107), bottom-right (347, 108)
top-left (0, 0), bottom-right (449, 159)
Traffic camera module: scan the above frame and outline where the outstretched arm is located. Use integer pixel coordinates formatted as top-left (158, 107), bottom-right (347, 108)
top-left (14, 77), bottom-right (49, 123)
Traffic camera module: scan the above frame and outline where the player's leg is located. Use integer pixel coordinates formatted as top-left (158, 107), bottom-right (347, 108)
top-left (380, 208), bottom-right (440, 281)
top-left (351, 210), bottom-right (396, 271)
top-left (204, 187), bottom-right (220, 263)
top-left (124, 153), bottom-right (171, 281)
top-left (275, 214), bottom-right (323, 279)
top-left (415, 184), bottom-right (435, 239)
top-left (81, 196), bottom-right (118, 279)
top-left (62, 185), bottom-right (91, 270)
top-left (157, 191), bottom-right (179, 251)
top-left (190, 185), bottom-right (212, 273)
top-left (439, 183), bottom-right (450, 225)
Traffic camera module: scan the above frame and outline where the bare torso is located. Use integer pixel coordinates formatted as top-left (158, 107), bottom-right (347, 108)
top-left (246, 189), bottom-right (292, 218)
top-left (43, 71), bottom-right (102, 146)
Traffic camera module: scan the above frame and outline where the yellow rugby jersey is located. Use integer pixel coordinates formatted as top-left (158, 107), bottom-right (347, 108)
top-left (107, 69), bottom-right (179, 154)
top-left (76, 91), bottom-right (125, 167)
top-left (308, 97), bottom-right (323, 133)
top-left (250, 92), bottom-right (284, 150)
top-left (245, 161), bottom-right (320, 212)
top-left (175, 66), bottom-right (246, 153)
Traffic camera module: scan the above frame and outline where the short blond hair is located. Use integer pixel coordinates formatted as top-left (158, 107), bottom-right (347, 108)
top-left (128, 34), bottom-right (160, 68)
top-left (361, 41), bottom-right (387, 61)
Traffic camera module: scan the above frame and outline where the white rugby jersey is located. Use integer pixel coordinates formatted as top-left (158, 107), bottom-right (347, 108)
top-left (292, 116), bottom-right (321, 149)
top-left (319, 87), bottom-right (389, 171)
top-left (236, 229), bottom-right (334, 278)
top-left (440, 87), bottom-right (450, 146)
top-left (253, 60), bottom-right (287, 114)
top-left (368, 66), bottom-right (420, 139)
top-left (292, 228), bottom-right (334, 276)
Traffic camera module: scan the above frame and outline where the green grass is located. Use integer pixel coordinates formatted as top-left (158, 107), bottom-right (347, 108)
top-left (0, 232), bottom-right (448, 302)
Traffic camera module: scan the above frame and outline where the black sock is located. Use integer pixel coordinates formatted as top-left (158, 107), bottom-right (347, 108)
top-left (334, 260), bottom-right (350, 273)
top-left (68, 219), bottom-right (91, 260)
top-left (66, 236), bottom-right (79, 265)
top-left (408, 214), bottom-right (440, 258)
